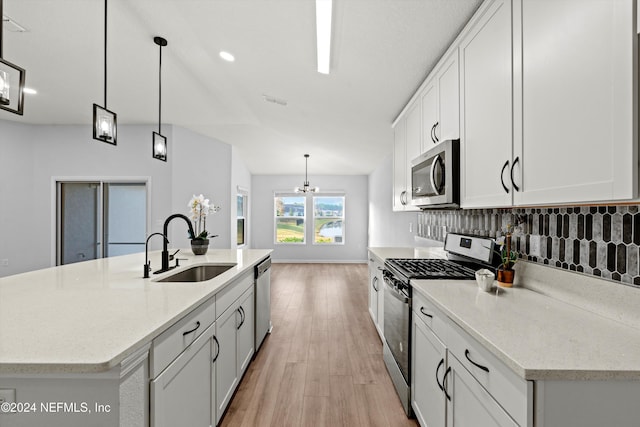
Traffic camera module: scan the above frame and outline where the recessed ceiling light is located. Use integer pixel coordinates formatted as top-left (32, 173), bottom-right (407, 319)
top-left (219, 51), bottom-right (235, 62)
top-left (23, 87), bottom-right (37, 95)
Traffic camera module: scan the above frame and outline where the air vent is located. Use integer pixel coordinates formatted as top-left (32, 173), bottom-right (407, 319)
top-left (3, 15), bottom-right (29, 33)
top-left (262, 94), bottom-right (287, 106)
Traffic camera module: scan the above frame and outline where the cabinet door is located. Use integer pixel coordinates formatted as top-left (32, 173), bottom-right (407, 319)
top-left (459, 0), bottom-right (513, 208)
top-left (237, 288), bottom-right (255, 376)
top-left (437, 50), bottom-right (460, 142)
top-left (375, 266), bottom-right (384, 338)
top-left (151, 325), bottom-right (214, 427)
top-left (513, 0), bottom-right (636, 205)
top-left (422, 80), bottom-right (439, 148)
top-left (215, 305), bottom-right (239, 423)
top-left (412, 314), bottom-right (447, 427)
top-left (393, 119), bottom-right (408, 211)
top-left (445, 355), bottom-right (518, 427)
top-left (368, 261), bottom-right (379, 325)
top-left (405, 102), bottom-right (422, 212)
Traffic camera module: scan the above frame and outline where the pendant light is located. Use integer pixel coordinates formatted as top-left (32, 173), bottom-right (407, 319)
top-left (152, 36), bottom-right (168, 161)
top-left (295, 154), bottom-right (319, 193)
top-left (92, 0), bottom-right (117, 145)
top-left (0, 0), bottom-right (26, 115)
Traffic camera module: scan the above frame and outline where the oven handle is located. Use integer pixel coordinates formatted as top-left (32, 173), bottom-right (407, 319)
top-left (383, 278), bottom-right (410, 304)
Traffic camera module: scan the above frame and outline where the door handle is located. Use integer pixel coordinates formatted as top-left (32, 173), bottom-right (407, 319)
top-left (500, 160), bottom-right (510, 194)
top-left (442, 366), bottom-right (452, 401)
top-left (435, 358), bottom-right (445, 391)
top-left (465, 349), bottom-right (490, 373)
top-left (430, 123), bottom-right (437, 143)
top-left (212, 335), bottom-right (220, 363)
top-left (420, 307), bottom-right (433, 319)
top-left (182, 321), bottom-right (201, 337)
top-left (433, 122), bottom-right (439, 143)
top-left (372, 276), bottom-right (379, 292)
top-left (510, 156), bottom-right (520, 192)
top-left (430, 154), bottom-right (444, 195)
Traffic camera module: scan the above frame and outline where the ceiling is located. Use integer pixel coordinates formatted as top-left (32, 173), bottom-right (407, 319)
top-left (1, 0), bottom-right (481, 175)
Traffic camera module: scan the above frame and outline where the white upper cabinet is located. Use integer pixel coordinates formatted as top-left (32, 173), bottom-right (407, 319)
top-left (392, 119), bottom-right (409, 211)
top-left (512, 0), bottom-right (637, 205)
top-left (459, 0), bottom-right (513, 208)
top-left (421, 80), bottom-right (439, 148)
top-left (437, 51), bottom-right (460, 142)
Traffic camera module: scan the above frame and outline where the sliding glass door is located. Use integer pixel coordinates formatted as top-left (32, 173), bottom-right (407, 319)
top-left (57, 181), bottom-right (147, 265)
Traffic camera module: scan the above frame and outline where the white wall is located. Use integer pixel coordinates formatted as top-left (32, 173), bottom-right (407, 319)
top-left (251, 174), bottom-right (368, 262)
top-left (368, 154), bottom-right (419, 247)
top-left (170, 126), bottom-right (231, 250)
top-left (0, 119), bottom-right (237, 277)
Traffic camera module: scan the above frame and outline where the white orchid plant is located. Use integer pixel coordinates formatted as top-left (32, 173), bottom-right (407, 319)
top-left (188, 194), bottom-right (220, 240)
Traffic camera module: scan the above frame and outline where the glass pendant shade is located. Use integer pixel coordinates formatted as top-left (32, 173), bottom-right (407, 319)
top-left (152, 132), bottom-right (167, 161)
top-left (0, 58), bottom-right (25, 114)
top-left (0, 69), bottom-right (9, 105)
top-left (93, 104), bottom-right (117, 145)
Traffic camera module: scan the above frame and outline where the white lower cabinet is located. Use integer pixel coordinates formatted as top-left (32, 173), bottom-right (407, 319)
top-left (215, 286), bottom-right (255, 424)
top-left (446, 355), bottom-right (517, 427)
top-left (412, 290), bottom-right (531, 427)
top-left (151, 323), bottom-right (216, 427)
top-left (368, 254), bottom-right (384, 339)
top-left (412, 312), bottom-right (446, 427)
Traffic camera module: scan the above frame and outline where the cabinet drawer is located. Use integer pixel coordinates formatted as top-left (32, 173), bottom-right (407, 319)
top-left (447, 321), bottom-right (532, 427)
top-left (151, 297), bottom-right (216, 378)
top-left (216, 270), bottom-right (253, 318)
top-left (412, 290), bottom-right (448, 340)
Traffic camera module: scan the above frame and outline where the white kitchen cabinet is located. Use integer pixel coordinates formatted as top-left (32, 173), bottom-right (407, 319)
top-left (151, 323), bottom-right (216, 427)
top-left (367, 254), bottom-right (384, 339)
top-left (445, 355), bottom-right (518, 427)
top-left (459, 0), bottom-right (513, 208)
top-left (412, 310), bottom-right (447, 427)
top-left (393, 118), bottom-right (409, 210)
top-left (236, 287), bottom-right (255, 376)
top-left (423, 50), bottom-right (460, 148)
top-left (392, 107), bottom-right (420, 212)
top-left (512, 0), bottom-right (637, 205)
top-left (215, 284), bottom-right (255, 424)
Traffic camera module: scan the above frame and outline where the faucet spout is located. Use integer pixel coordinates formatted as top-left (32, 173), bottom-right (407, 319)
top-left (160, 214), bottom-right (196, 272)
top-left (144, 232), bottom-right (168, 278)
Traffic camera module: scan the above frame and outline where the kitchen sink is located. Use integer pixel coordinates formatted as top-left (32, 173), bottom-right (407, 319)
top-left (157, 264), bottom-right (236, 282)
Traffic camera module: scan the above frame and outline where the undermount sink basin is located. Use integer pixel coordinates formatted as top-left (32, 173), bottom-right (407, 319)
top-left (157, 264), bottom-right (236, 282)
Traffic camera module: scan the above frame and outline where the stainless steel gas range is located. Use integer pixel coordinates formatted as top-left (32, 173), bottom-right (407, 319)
top-left (381, 233), bottom-right (497, 416)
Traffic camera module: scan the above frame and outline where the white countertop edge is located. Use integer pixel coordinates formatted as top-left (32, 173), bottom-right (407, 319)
top-left (0, 249), bottom-right (272, 375)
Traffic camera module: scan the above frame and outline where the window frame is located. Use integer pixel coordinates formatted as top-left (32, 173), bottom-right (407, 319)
top-left (312, 194), bottom-right (345, 245)
top-left (274, 192), bottom-right (307, 245)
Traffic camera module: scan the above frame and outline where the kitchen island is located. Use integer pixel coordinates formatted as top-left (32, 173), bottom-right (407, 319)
top-left (0, 248), bottom-right (271, 427)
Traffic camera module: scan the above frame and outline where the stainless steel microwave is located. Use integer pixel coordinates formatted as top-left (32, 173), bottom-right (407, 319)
top-left (410, 139), bottom-right (460, 208)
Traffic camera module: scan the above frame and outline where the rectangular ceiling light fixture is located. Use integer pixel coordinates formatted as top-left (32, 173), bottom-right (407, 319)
top-left (315, 0), bottom-right (332, 74)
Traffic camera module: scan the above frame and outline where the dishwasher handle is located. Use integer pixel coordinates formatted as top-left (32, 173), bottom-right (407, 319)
top-left (255, 257), bottom-right (271, 277)
top-left (383, 277), bottom-right (410, 304)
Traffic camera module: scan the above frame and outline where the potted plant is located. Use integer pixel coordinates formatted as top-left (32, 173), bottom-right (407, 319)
top-left (188, 194), bottom-right (220, 255)
top-left (497, 226), bottom-right (518, 287)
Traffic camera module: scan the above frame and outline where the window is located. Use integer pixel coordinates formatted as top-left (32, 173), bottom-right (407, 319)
top-left (237, 188), bottom-right (248, 247)
top-left (314, 196), bottom-right (345, 244)
top-left (274, 194), bottom-right (306, 244)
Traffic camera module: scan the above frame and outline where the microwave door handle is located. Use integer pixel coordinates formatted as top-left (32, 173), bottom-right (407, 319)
top-left (430, 154), bottom-right (442, 195)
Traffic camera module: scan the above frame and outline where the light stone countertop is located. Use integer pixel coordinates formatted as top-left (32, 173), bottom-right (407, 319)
top-left (412, 275), bottom-right (640, 381)
top-left (0, 249), bottom-right (271, 375)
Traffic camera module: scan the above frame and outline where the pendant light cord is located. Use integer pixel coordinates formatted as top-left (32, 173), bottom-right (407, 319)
top-left (103, 0), bottom-right (108, 108)
top-left (0, 0), bottom-right (4, 58)
top-left (158, 42), bottom-right (162, 134)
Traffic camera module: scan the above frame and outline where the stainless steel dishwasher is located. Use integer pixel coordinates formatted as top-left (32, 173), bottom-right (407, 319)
top-left (254, 257), bottom-right (272, 352)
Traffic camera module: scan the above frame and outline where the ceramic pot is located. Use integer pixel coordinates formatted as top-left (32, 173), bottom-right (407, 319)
top-left (191, 238), bottom-right (209, 255)
top-left (496, 268), bottom-right (515, 287)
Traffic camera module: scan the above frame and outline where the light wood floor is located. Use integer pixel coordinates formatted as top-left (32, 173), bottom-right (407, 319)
top-left (220, 263), bottom-right (419, 427)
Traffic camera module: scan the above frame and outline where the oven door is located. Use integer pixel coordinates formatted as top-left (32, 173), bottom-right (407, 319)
top-left (410, 139), bottom-right (459, 208)
top-left (383, 274), bottom-right (411, 384)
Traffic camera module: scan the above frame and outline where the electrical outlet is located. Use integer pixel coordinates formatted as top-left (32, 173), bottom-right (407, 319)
top-left (530, 235), bottom-right (541, 257)
top-left (0, 259), bottom-right (8, 267)
top-left (0, 389), bottom-right (15, 404)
